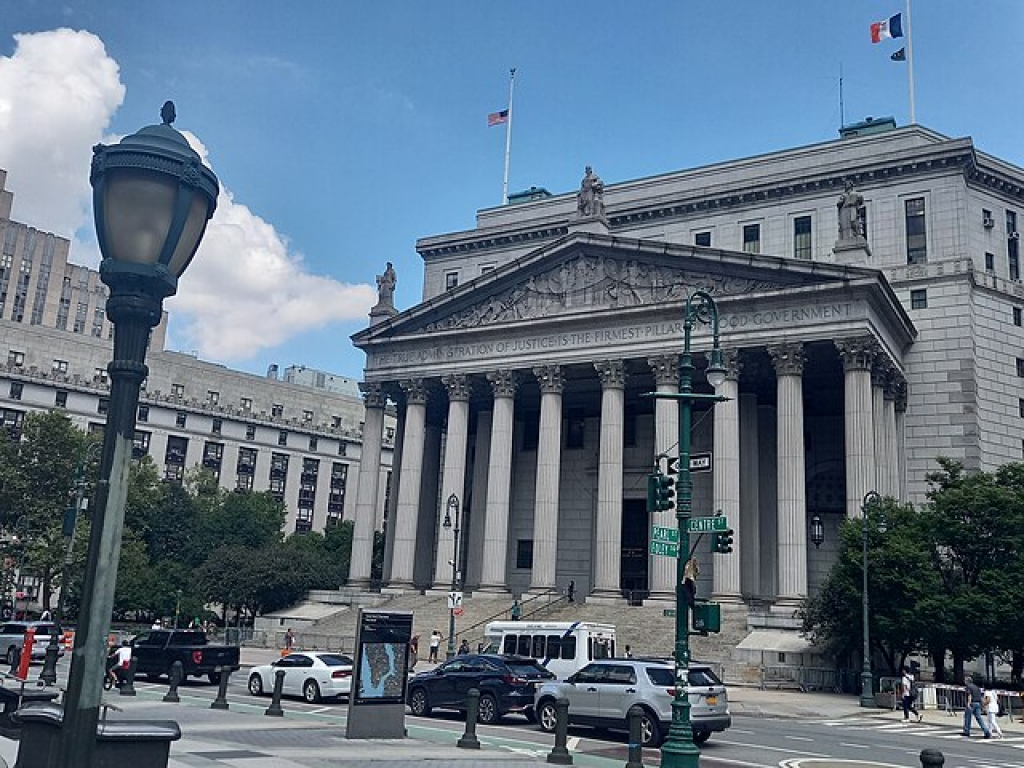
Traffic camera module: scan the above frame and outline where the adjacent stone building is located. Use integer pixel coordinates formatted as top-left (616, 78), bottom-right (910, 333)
top-left (0, 169), bottom-right (395, 538)
top-left (348, 122), bottom-right (1024, 635)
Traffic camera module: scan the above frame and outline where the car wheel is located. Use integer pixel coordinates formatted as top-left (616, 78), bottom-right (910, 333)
top-left (303, 679), bottom-right (321, 703)
top-left (639, 709), bottom-right (663, 747)
top-left (524, 706), bottom-right (537, 724)
top-left (409, 686), bottom-right (431, 716)
top-left (692, 731), bottom-right (710, 746)
top-left (5, 646), bottom-right (17, 666)
top-left (477, 693), bottom-right (500, 724)
top-left (248, 673), bottom-right (264, 696)
top-left (537, 700), bottom-right (558, 733)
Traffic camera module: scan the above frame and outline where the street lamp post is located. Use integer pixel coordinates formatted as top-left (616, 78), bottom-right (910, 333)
top-left (442, 493), bottom-right (461, 660)
top-left (859, 490), bottom-right (883, 708)
top-left (58, 102), bottom-right (218, 766)
top-left (661, 290), bottom-right (727, 768)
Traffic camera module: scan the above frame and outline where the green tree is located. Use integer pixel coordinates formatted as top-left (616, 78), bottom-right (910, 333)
top-left (195, 490), bottom-right (285, 555)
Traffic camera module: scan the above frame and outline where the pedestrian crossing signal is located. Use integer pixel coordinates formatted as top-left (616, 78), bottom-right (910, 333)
top-left (712, 528), bottom-right (734, 554)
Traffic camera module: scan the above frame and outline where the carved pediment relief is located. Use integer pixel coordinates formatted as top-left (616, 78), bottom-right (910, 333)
top-left (425, 252), bottom-right (795, 332)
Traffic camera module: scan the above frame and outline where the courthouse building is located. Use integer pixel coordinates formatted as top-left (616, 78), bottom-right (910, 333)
top-left (347, 120), bottom-right (1024, 627)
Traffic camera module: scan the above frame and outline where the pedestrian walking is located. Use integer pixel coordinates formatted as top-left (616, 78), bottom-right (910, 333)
top-left (511, 599), bottom-right (521, 621)
top-left (284, 627), bottom-right (295, 651)
top-left (428, 629), bottom-right (443, 662)
top-left (962, 675), bottom-right (991, 738)
top-left (984, 689), bottom-right (1003, 738)
top-left (408, 635), bottom-right (419, 670)
top-left (624, 644), bottom-right (633, 658)
top-left (567, 580), bottom-right (576, 603)
top-left (901, 666), bottom-right (922, 722)
top-left (458, 638), bottom-right (470, 655)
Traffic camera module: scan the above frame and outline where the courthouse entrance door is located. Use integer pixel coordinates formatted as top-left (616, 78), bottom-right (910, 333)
top-left (621, 499), bottom-right (649, 603)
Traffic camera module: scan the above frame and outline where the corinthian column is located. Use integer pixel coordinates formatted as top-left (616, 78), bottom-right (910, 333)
top-left (350, 382), bottom-right (387, 586)
top-left (712, 350), bottom-right (742, 602)
top-left (883, 377), bottom-right (899, 499)
top-left (434, 374), bottom-right (471, 586)
top-left (479, 370), bottom-right (518, 591)
top-left (388, 379), bottom-right (428, 588)
top-left (871, 365), bottom-right (887, 496)
top-left (592, 359), bottom-right (626, 600)
top-left (530, 365), bottom-right (564, 592)
top-left (768, 343), bottom-right (807, 607)
top-left (647, 355), bottom-right (679, 600)
top-left (836, 337), bottom-right (878, 518)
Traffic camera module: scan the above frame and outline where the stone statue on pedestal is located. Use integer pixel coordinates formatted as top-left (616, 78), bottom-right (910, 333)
top-left (576, 166), bottom-right (605, 218)
top-left (837, 180), bottom-right (866, 241)
top-left (376, 261), bottom-right (397, 308)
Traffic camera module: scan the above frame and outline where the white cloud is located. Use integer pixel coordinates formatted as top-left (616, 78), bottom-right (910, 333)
top-left (0, 28), bottom-right (376, 363)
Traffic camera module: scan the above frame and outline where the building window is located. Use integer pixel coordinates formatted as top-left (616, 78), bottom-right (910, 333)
top-left (1009, 210), bottom-right (1020, 281)
top-left (516, 540), bottom-right (534, 569)
top-left (986, 252), bottom-right (995, 274)
top-left (1019, 398), bottom-right (1024, 418)
top-left (480, 264), bottom-right (496, 275)
top-left (445, 271), bottom-right (459, 290)
top-left (8, 381), bottom-right (22, 400)
top-left (240, 397), bottom-right (252, 412)
top-left (309, 436), bottom-right (318, 451)
top-left (278, 430), bottom-right (288, 446)
top-left (295, 508), bottom-right (314, 534)
top-left (176, 412), bottom-right (187, 428)
top-left (742, 223), bottom-right (760, 254)
top-left (793, 216), bottom-right (812, 260)
top-left (93, 367), bottom-right (108, 385)
top-left (246, 424), bottom-right (256, 440)
top-left (303, 409), bottom-right (313, 423)
top-left (983, 208), bottom-right (994, 228)
top-left (694, 231), bottom-right (711, 247)
top-left (1, 408), bottom-right (25, 439)
top-left (52, 359), bottom-right (68, 374)
top-left (164, 435), bottom-right (188, 483)
top-left (338, 441), bottom-right (347, 456)
top-left (271, 404), bottom-right (283, 419)
top-left (1015, 307), bottom-right (1022, 326)
top-left (207, 390), bottom-right (219, 405)
top-left (905, 198), bottom-right (927, 264)
top-left (331, 415), bottom-right (342, 429)
top-left (171, 383), bottom-right (184, 399)
top-left (55, 390), bottom-right (68, 408)
top-left (203, 441), bottom-right (224, 479)
top-left (7, 351), bottom-right (24, 368)
top-left (138, 405), bottom-right (149, 422)
top-left (236, 446), bottom-right (257, 491)
top-left (1017, 358), bottom-right (1024, 378)
top-left (910, 289), bottom-right (928, 309)
top-left (132, 430), bottom-right (151, 459)
top-left (269, 452), bottom-right (289, 502)
top-left (327, 462), bottom-right (348, 527)
top-left (97, 397), bottom-right (109, 415)
top-left (211, 417), bottom-right (222, 435)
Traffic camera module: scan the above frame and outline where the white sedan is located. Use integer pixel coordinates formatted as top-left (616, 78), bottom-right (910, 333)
top-left (247, 651), bottom-right (354, 703)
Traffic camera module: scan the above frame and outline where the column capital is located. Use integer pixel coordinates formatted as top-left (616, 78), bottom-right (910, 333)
top-left (835, 336), bottom-right (878, 372)
top-left (442, 373), bottom-right (471, 401)
top-left (767, 342), bottom-right (805, 377)
top-left (359, 381), bottom-right (388, 409)
top-left (533, 365), bottom-right (564, 394)
top-left (721, 348), bottom-right (742, 381)
top-left (594, 359), bottom-right (626, 389)
top-left (487, 369), bottom-right (519, 398)
top-left (399, 377), bottom-right (429, 405)
top-left (647, 354), bottom-right (679, 386)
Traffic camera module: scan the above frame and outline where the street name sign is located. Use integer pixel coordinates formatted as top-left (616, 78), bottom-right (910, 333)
top-left (687, 516), bottom-right (728, 533)
top-left (649, 541), bottom-right (679, 558)
top-left (689, 452), bottom-right (713, 473)
top-left (651, 525), bottom-right (679, 543)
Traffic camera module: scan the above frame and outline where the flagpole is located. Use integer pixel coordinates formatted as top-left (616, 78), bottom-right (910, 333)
top-left (501, 68), bottom-right (516, 205)
top-left (906, 0), bottom-right (916, 124)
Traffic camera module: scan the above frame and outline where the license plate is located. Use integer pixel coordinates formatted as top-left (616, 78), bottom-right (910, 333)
top-left (705, 695), bottom-right (717, 705)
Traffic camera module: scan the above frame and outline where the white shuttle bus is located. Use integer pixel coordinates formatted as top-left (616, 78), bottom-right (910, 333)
top-left (483, 620), bottom-right (617, 680)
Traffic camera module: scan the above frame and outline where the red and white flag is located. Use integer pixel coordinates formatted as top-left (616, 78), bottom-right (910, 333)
top-left (487, 109), bottom-right (509, 127)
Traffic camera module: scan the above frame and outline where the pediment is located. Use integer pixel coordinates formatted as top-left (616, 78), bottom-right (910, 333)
top-left (354, 232), bottom-right (876, 343)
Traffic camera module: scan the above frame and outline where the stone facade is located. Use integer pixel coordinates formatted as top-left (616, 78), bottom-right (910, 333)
top-left (348, 124), bottom-right (1024, 623)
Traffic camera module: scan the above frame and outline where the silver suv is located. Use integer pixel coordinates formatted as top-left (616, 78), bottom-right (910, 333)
top-left (534, 658), bottom-right (730, 747)
top-left (0, 621), bottom-right (62, 665)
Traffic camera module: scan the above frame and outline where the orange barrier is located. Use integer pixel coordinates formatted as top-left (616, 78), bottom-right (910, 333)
top-left (62, 630), bottom-right (74, 650)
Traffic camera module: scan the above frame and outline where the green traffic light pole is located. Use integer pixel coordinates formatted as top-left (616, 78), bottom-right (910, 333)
top-left (647, 290), bottom-right (728, 768)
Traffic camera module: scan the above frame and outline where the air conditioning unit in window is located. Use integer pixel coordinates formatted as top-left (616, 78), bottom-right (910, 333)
top-left (983, 215), bottom-right (995, 228)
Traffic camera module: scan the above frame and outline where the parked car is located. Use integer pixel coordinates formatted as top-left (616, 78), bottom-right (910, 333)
top-left (0, 621), bottom-right (62, 665)
top-left (129, 629), bottom-right (240, 684)
top-left (247, 651), bottom-right (354, 703)
top-left (534, 658), bottom-right (731, 747)
top-left (406, 653), bottom-right (556, 724)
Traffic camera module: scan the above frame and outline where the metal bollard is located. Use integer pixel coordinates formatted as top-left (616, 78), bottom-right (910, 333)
top-left (265, 669), bottom-right (285, 717)
top-left (457, 687), bottom-right (481, 749)
top-left (210, 666), bottom-right (230, 710)
top-left (39, 638), bottom-right (60, 686)
top-left (920, 749), bottom-right (944, 767)
top-left (625, 705), bottom-right (644, 768)
top-left (547, 697), bottom-right (573, 765)
top-left (163, 660), bottom-right (183, 703)
top-left (119, 657), bottom-right (137, 696)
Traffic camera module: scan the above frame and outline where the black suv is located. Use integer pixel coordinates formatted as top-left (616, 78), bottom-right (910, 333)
top-left (407, 653), bottom-right (556, 724)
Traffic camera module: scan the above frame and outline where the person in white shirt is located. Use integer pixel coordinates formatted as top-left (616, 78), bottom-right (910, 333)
top-left (112, 641), bottom-right (132, 688)
top-left (984, 689), bottom-right (1003, 738)
top-left (901, 666), bottom-right (922, 722)
top-left (428, 630), bottom-right (443, 663)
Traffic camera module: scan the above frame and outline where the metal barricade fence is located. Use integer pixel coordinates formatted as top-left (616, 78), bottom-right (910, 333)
top-left (932, 683), bottom-right (967, 715)
top-left (759, 665), bottom-right (841, 692)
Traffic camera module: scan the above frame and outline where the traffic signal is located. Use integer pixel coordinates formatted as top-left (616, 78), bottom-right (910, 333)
top-left (646, 472), bottom-right (676, 513)
top-left (712, 528), bottom-right (734, 554)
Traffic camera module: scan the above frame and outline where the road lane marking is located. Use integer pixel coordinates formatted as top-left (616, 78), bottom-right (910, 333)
top-left (784, 736), bottom-right (814, 742)
top-left (713, 738), bottom-right (827, 757)
top-left (567, 737), bottom-right (580, 749)
top-left (730, 728), bottom-right (755, 734)
top-left (839, 742), bottom-right (871, 749)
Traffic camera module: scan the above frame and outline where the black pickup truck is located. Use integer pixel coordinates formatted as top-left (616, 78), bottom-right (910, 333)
top-left (130, 629), bottom-right (240, 684)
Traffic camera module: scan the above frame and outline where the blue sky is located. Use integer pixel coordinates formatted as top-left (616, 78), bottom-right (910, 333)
top-left (2, 1), bottom-right (1021, 380)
